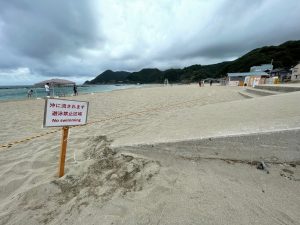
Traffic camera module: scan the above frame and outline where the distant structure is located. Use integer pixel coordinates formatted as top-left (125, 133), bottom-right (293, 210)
top-left (227, 64), bottom-right (273, 87)
top-left (164, 78), bottom-right (169, 86)
top-left (219, 77), bottom-right (227, 86)
top-left (250, 64), bottom-right (273, 72)
top-left (291, 62), bottom-right (300, 82)
top-left (227, 71), bottom-right (268, 87)
top-left (269, 68), bottom-right (291, 82)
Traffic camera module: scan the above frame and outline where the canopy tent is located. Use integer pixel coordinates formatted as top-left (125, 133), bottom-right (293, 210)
top-left (34, 78), bottom-right (75, 86)
top-left (34, 78), bottom-right (76, 97)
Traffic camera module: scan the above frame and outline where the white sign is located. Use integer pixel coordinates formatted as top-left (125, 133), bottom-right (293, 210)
top-left (43, 99), bottom-right (89, 127)
top-left (228, 80), bottom-right (239, 86)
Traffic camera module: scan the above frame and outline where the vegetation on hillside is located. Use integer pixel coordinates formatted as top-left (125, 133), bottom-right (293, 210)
top-left (85, 40), bottom-right (300, 84)
top-left (85, 70), bottom-right (130, 84)
top-left (219, 40), bottom-right (300, 75)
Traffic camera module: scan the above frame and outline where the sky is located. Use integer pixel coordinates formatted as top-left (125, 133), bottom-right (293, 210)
top-left (0, 0), bottom-right (300, 85)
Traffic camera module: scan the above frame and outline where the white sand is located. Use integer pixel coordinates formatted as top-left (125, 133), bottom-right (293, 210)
top-left (0, 84), bottom-right (299, 225)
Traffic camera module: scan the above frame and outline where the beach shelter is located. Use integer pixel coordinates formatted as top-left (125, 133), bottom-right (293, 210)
top-left (34, 78), bottom-right (76, 97)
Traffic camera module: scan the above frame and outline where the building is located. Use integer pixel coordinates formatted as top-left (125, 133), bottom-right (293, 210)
top-left (227, 71), bottom-right (268, 86)
top-left (250, 64), bottom-right (273, 72)
top-left (270, 68), bottom-right (291, 82)
top-left (227, 64), bottom-right (275, 86)
top-left (291, 63), bottom-right (300, 82)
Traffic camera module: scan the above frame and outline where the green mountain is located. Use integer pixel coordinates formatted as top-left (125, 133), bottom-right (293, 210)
top-left (127, 68), bottom-right (163, 83)
top-left (85, 70), bottom-right (130, 84)
top-left (219, 40), bottom-right (300, 75)
top-left (85, 40), bottom-right (300, 84)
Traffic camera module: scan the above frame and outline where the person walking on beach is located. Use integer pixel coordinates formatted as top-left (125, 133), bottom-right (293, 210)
top-left (210, 80), bottom-right (213, 86)
top-left (45, 83), bottom-right (50, 97)
top-left (73, 84), bottom-right (78, 96)
top-left (27, 89), bottom-right (33, 98)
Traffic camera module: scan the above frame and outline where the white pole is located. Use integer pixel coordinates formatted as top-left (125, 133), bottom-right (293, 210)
top-left (52, 82), bottom-right (55, 97)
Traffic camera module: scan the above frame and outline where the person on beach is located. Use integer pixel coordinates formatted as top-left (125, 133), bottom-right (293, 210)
top-left (199, 80), bottom-right (202, 87)
top-left (27, 89), bottom-right (33, 98)
top-left (45, 83), bottom-right (50, 97)
top-left (210, 80), bottom-right (213, 86)
top-left (73, 84), bottom-right (78, 96)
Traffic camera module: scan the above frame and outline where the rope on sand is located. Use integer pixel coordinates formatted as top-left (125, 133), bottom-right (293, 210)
top-left (0, 130), bottom-right (61, 149)
top-left (0, 98), bottom-right (204, 150)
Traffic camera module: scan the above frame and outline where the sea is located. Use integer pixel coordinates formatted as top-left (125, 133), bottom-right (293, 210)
top-left (0, 84), bottom-right (144, 102)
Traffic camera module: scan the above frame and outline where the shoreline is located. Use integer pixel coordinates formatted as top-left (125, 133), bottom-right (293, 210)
top-left (0, 83), bottom-right (161, 104)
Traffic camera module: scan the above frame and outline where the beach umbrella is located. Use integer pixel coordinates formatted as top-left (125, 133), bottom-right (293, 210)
top-left (34, 78), bottom-right (76, 97)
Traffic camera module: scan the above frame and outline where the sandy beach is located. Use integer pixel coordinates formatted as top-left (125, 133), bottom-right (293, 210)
top-left (0, 84), bottom-right (299, 225)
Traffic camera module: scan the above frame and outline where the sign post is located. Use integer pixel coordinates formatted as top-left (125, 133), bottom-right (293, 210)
top-left (43, 98), bottom-right (89, 178)
top-left (59, 126), bottom-right (69, 177)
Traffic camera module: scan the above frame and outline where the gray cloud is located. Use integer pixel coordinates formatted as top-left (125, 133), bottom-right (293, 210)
top-left (0, 0), bottom-right (300, 85)
top-left (0, 0), bottom-right (103, 72)
top-left (154, 0), bottom-right (300, 62)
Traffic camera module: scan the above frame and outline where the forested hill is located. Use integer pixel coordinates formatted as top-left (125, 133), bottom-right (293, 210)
top-left (85, 40), bottom-right (300, 84)
top-left (219, 40), bottom-right (300, 74)
top-left (85, 70), bottom-right (130, 84)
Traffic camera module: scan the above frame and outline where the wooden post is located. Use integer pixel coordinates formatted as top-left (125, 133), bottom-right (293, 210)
top-left (58, 126), bottom-right (69, 177)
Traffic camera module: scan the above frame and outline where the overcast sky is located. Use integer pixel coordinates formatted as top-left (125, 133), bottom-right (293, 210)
top-left (0, 0), bottom-right (300, 85)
